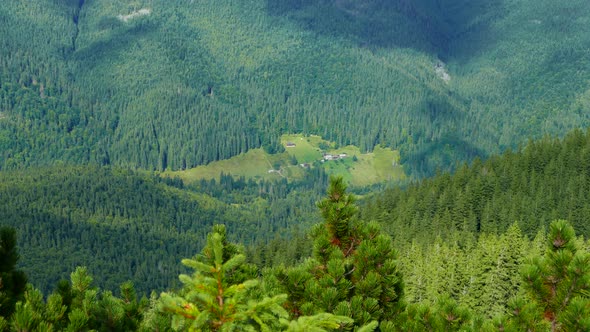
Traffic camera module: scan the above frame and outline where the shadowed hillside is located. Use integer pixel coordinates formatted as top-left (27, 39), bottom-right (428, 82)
top-left (266, 0), bottom-right (504, 56)
top-left (0, 0), bottom-right (589, 178)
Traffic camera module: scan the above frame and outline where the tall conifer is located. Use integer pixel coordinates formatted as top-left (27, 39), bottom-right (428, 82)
top-left (272, 176), bottom-right (404, 329)
top-left (159, 225), bottom-right (351, 331)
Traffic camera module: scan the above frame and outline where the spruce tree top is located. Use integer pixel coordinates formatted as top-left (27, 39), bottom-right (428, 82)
top-left (317, 176), bottom-right (358, 255)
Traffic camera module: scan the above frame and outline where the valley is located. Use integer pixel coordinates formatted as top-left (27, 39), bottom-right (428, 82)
top-left (0, 0), bottom-right (590, 329)
top-left (166, 134), bottom-right (405, 187)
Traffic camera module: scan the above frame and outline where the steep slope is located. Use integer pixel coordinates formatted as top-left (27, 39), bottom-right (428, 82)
top-left (272, 0), bottom-right (590, 174)
top-left (365, 129), bottom-right (590, 244)
top-left (0, 0), bottom-right (478, 175)
top-left (0, 166), bottom-right (320, 294)
top-left (1, 0), bottom-right (589, 176)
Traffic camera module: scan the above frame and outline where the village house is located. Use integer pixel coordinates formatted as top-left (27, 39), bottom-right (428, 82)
top-left (323, 153), bottom-right (347, 161)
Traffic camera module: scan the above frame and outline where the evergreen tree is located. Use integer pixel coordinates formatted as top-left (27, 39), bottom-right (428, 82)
top-left (316, 176), bottom-right (358, 254)
top-left (160, 229), bottom-right (282, 330)
top-left (159, 225), bottom-right (351, 331)
top-left (0, 227), bottom-right (27, 319)
top-left (7, 267), bottom-right (144, 331)
top-left (397, 296), bottom-right (478, 332)
top-left (462, 224), bottom-right (526, 319)
top-left (508, 220), bottom-right (590, 331)
top-left (271, 176), bottom-right (404, 329)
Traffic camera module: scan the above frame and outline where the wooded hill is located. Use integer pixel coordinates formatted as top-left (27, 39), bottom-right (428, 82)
top-left (0, 166), bottom-right (326, 294)
top-left (4, 127), bottom-right (590, 308)
top-left (2, 0), bottom-right (590, 329)
top-left (364, 128), bottom-right (590, 244)
top-left (1, 0), bottom-right (589, 176)
top-left (2, 178), bottom-right (590, 331)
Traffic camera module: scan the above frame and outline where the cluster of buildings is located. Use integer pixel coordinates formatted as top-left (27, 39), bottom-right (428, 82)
top-left (285, 141), bottom-right (349, 169)
top-left (322, 153), bottom-right (348, 161)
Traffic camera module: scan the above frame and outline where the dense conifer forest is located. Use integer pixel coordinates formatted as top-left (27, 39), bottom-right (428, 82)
top-left (2, 0), bottom-right (590, 330)
top-left (0, 166), bottom-right (328, 294)
top-left (366, 129), bottom-right (590, 243)
top-left (5, 129), bottom-right (590, 298)
top-left (2, 172), bottom-right (590, 330)
top-left (1, 0), bottom-right (590, 175)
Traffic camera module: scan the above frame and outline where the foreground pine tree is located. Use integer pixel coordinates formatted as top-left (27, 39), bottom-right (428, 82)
top-left (269, 176), bottom-right (404, 330)
top-left (502, 220), bottom-right (590, 331)
top-left (159, 224), bottom-right (352, 331)
top-left (397, 295), bottom-right (477, 331)
top-left (8, 267), bottom-right (144, 331)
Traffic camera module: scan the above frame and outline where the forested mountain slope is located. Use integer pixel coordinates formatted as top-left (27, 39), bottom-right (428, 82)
top-left (3, 1), bottom-right (590, 328)
top-left (3, 180), bottom-right (590, 330)
top-left (1, 0), bottom-right (589, 175)
top-left (0, 166), bottom-right (322, 294)
top-left (5, 128), bottom-right (590, 297)
top-left (364, 128), bottom-right (590, 244)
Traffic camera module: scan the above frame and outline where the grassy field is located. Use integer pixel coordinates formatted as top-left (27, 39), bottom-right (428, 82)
top-left (281, 134), bottom-right (325, 163)
top-left (319, 145), bottom-right (405, 187)
top-left (166, 148), bottom-right (284, 182)
top-left (166, 134), bottom-right (406, 187)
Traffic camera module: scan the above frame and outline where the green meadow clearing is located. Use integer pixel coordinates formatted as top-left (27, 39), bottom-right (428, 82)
top-left (166, 134), bottom-right (405, 187)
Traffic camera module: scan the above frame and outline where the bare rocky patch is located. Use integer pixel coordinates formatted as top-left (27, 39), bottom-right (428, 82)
top-left (435, 61), bottom-right (451, 83)
top-left (118, 8), bottom-right (151, 23)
